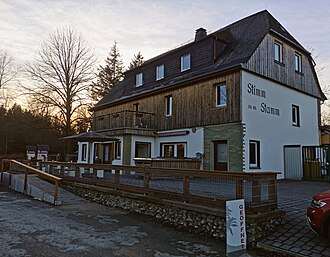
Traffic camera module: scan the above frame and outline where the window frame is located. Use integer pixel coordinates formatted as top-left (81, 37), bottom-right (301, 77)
top-left (294, 52), bottom-right (302, 73)
top-left (249, 140), bottom-right (260, 169)
top-left (135, 141), bottom-right (151, 158)
top-left (156, 64), bottom-right (164, 81)
top-left (180, 53), bottom-right (191, 72)
top-left (81, 143), bottom-right (88, 162)
top-left (135, 72), bottom-right (143, 87)
top-left (292, 105), bottom-right (300, 127)
top-left (216, 83), bottom-right (227, 107)
top-left (160, 142), bottom-right (187, 158)
top-left (274, 41), bottom-right (283, 63)
top-left (114, 141), bottom-right (121, 160)
top-left (165, 95), bottom-right (173, 116)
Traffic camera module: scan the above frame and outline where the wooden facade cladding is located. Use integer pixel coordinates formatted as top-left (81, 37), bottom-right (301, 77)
top-left (94, 71), bottom-right (241, 132)
top-left (243, 34), bottom-right (321, 98)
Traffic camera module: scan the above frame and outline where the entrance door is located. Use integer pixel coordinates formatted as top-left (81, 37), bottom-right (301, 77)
top-left (284, 146), bottom-right (302, 180)
top-left (214, 140), bottom-right (228, 171)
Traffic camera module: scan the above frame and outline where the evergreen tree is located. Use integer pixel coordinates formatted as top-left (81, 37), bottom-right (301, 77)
top-left (90, 41), bottom-right (124, 101)
top-left (129, 51), bottom-right (144, 70)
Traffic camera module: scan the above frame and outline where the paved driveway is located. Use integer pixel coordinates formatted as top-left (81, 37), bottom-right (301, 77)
top-left (259, 180), bottom-right (330, 257)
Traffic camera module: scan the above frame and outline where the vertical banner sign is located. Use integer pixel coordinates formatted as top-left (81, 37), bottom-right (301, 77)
top-left (226, 199), bottom-right (246, 256)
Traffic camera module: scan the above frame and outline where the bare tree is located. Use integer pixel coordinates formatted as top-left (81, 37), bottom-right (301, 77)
top-left (25, 27), bottom-right (96, 136)
top-left (0, 50), bottom-right (18, 89)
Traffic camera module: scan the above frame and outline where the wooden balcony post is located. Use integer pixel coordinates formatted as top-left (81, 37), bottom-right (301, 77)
top-left (92, 168), bottom-right (97, 180)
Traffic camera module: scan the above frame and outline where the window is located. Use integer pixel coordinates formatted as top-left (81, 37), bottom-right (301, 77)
top-left (161, 143), bottom-right (186, 158)
top-left (292, 105), bottom-right (300, 127)
top-left (136, 73), bottom-right (143, 87)
top-left (81, 143), bottom-right (88, 161)
top-left (216, 84), bottom-right (227, 107)
top-left (181, 53), bottom-right (190, 71)
top-left (135, 142), bottom-right (151, 158)
top-left (165, 95), bottom-right (173, 116)
top-left (274, 41), bottom-right (283, 63)
top-left (156, 64), bottom-right (164, 80)
top-left (294, 52), bottom-right (302, 72)
top-left (249, 140), bottom-right (260, 168)
top-left (114, 141), bottom-right (121, 159)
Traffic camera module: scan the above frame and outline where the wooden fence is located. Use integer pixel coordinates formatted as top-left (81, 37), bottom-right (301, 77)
top-left (39, 161), bottom-right (279, 213)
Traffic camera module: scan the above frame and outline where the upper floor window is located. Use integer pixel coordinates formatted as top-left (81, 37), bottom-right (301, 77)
top-left (274, 41), bottom-right (283, 63)
top-left (294, 52), bottom-right (302, 73)
top-left (292, 105), bottom-right (300, 127)
top-left (216, 84), bottom-right (227, 107)
top-left (181, 53), bottom-right (191, 72)
top-left (156, 64), bottom-right (164, 80)
top-left (165, 95), bottom-right (173, 116)
top-left (136, 73), bottom-right (143, 87)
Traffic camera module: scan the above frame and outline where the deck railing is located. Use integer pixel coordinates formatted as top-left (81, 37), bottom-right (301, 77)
top-left (39, 161), bottom-right (279, 213)
top-left (94, 110), bottom-right (155, 131)
top-left (1, 159), bottom-right (62, 205)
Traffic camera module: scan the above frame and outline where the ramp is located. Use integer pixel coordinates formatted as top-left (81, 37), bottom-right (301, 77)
top-left (1, 172), bottom-right (87, 206)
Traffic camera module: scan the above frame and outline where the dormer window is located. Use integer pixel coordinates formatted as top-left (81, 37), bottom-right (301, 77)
top-left (294, 52), bottom-right (302, 73)
top-left (136, 73), bottom-right (143, 87)
top-left (274, 41), bottom-right (283, 63)
top-left (181, 54), bottom-right (191, 72)
top-left (156, 64), bottom-right (164, 80)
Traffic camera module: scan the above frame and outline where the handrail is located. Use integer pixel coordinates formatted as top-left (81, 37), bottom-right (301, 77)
top-left (1, 159), bottom-right (62, 205)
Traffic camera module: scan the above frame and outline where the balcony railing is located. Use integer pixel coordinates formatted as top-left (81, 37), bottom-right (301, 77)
top-left (94, 110), bottom-right (155, 131)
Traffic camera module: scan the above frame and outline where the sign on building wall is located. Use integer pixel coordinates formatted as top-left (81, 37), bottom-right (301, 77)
top-left (226, 199), bottom-right (246, 256)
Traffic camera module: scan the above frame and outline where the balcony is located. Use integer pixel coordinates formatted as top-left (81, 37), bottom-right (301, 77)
top-left (94, 110), bottom-right (156, 134)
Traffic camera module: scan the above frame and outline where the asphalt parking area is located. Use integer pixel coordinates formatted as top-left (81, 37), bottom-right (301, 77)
top-left (0, 187), bottom-right (227, 257)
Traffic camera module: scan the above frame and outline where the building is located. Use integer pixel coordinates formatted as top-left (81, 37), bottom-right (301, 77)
top-left (78, 10), bottom-right (325, 179)
top-left (26, 145), bottom-right (50, 161)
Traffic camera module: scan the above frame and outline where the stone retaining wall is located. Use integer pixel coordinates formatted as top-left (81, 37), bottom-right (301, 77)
top-left (64, 184), bottom-right (283, 243)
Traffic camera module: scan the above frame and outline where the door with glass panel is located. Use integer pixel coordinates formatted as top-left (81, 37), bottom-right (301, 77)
top-left (214, 140), bottom-right (228, 171)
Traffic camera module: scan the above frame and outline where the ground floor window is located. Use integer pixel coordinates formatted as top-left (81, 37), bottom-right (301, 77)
top-left (249, 140), bottom-right (260, 168)
top-left (81, 143), bottom-right (88, 161)
top-left (115, 141), bottom-right (121, 159)
top-left (161, 142), bottom-right (186, 158)
top-left (135, 142), bottom-right (151, 158)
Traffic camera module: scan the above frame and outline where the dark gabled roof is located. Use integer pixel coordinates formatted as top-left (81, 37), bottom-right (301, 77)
top-left (92, 10), bottom-right (314, 111)
top-left (61, 131), bottom-right (119, 142)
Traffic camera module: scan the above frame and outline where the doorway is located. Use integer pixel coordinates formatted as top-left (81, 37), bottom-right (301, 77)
top-left (214, 140), bottom-right (228, 171)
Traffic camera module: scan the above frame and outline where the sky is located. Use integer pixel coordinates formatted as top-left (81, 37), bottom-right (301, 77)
top-left (0, 0), bottom-right (330, 92)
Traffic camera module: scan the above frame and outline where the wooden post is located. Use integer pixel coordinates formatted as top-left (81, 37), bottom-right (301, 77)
top-left (115, 170), bottom-right (120, 185)
top-left (24, 168), bottom-right (28, 193)
top-left (252, 179), bottom-right (261, 206)
top-left (75, 166), bottom-right (80, 179)
top-left (8, 161), bottom-right (12, 188)
top-left (268, 177), bottom-right (277, 207)
top-left (54, 180), bottom-right (59, 205)
top-left (60, 165), bottom-right (65, 176)
top-left (236, 179), bottom-right (243, 199)
top-left (92, 168), bottom-right (97, 180)
top-left (0, 160), bottom-right (4, 183)
top-left (144, 172), bottom-right (150, 189)
top-left (183, 175), bottom-right (190, 195)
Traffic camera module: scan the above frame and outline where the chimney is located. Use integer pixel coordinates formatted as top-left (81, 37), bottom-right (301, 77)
top-left (195, 27), bottom-right (207, 41)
